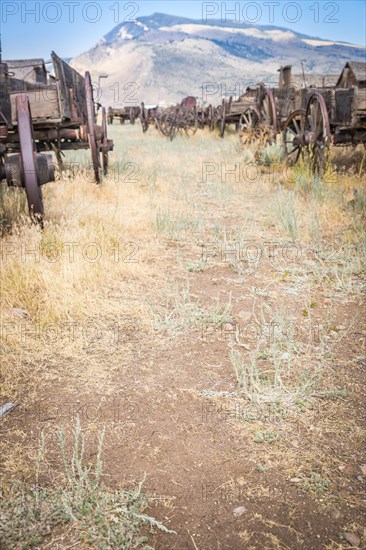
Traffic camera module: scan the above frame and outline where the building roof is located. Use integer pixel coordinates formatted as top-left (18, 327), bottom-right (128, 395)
top-left (336, 61), bottom-right (366, 86)
top-left (346, 61), bottom-right (366, 82)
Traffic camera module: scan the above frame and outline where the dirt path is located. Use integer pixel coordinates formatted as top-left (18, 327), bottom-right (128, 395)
top-left (1, 126), bottom-right (365, 549)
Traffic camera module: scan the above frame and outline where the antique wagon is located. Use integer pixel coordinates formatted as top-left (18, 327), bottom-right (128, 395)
top-left (0, 59), bottom-right (54, 223)
top-left (215, 89), bottom-right (255, 138)
top-left (6, 52), bottom-right (113, 185)
top-left (281, 62), bottom-right (366, 171)
top-left (214, 85), bottom-right (278, 140)
top-left (107, 106), bottom-right (141, 125)
top-left (146, 97), bottom-right (199, 141)
top-left (140, 102), bottom-right (160, 133)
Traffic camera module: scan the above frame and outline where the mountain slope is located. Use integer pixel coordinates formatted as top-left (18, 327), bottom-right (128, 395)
top-left (71, 13), bottom-right (365, 106)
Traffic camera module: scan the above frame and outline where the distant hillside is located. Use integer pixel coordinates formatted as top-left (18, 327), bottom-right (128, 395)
top-left (71, 12), bottom-right (366, 106)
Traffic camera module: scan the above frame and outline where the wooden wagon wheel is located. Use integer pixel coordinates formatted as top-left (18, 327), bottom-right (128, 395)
top-left (157, 112), bottom-right (169, 136)
top-left (165, 111), bottom-right (178, 140)
top-left (258, 88), bottom-right (278, 137)
top-left (16, 95), bottom-right (44, 224)
top-left (183, 110), bottom-right (198, 137)
top-left (84, 71), bottom-right (101, 184)
top-left (304, 92), bottom-right (331, 174)
top-left (239, 105), bottom-right (262, 146)
top-left (282, 109), bottom-right (306, 165)
top-left (169, 117), bottom-right (178, 141)
top-left (101, 107), bottom-right (109, 177)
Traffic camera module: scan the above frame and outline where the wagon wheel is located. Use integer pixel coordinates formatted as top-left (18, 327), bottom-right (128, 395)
top-left (239, 105), bottom-right (261, 146)
top-left (101, 107), bottom-right (109, 177)
top-left (153, 115), bottom-right (160, 130)
top-left (158, 112), bottom-right (173, 139)
top-left (258, 88), bottom-right (278, 140)
top-left (220, 99), bottom-right (226, 138)
top-left (282, 109), bottom-right (306, 165)
top-left (169, 119), bottom-right (178, 141)
top-left (168, 112), bottom-right (178, 140)
top-left (16, 95), bottom-right (44, 224)
top-left (84, 71), bottom-right (101, 184)
top-left (239, 105), bottom-right (260, 132)
top-left (184, 111), bottom-right (198, 136)
top-left (157, 113), bottom-right (169, 136)
top-left (304, 93), bottom-right (331, 175)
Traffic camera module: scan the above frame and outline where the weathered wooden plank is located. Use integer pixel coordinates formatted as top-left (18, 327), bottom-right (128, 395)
top-left (51, 52), bottom-right (86, 122)
top-left (10, 88), bottom-right (60, 124)
top-left (335, 89), bottom-right (354, 123)
top-left (356, 89), bottom-right (366, 111)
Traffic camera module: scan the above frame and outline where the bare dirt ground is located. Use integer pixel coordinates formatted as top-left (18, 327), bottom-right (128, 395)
top-left (0, 125), bottom-right (365, 549)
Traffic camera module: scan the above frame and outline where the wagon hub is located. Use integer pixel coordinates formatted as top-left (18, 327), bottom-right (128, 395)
top-left (304, 130), bottom-right (318, 146)
top-left (4, 153), bottom-right (55, 188)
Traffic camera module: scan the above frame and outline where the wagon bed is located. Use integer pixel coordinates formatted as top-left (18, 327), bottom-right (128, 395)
top-left (7, 52), bottom-right (87, 127)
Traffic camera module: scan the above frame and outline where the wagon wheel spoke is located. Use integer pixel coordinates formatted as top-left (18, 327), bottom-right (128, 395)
top-left (16, 95), bottom-right (44, 224)
top-left (293, 118), bottom-right (301, 134)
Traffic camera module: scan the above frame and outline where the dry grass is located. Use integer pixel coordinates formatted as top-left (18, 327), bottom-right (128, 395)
top-left (0, 124), bottom-right (365, 548)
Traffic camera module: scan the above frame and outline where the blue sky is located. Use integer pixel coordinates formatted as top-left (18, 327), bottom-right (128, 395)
top-left (1, 1), bottom-right (365, 59)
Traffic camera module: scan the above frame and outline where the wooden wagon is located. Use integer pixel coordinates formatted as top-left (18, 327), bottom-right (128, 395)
top-left (142, 97), bottom-right (199, 140)
top-left (140, 102), bottom-right (160, 133)
top-left (107, 105), bottom-right (141, 125)
top-left (6, 52), bottom-right (113, 185)
top-left (281, 62), bottom-right (366, 171)
top-left (0, 59), bottom-right (55, 223)
top-left (214, 85), bottom-right (278, 140)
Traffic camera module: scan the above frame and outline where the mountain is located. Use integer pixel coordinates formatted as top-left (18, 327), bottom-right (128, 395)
top-left (71, 13), bottom-right (366, 106)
